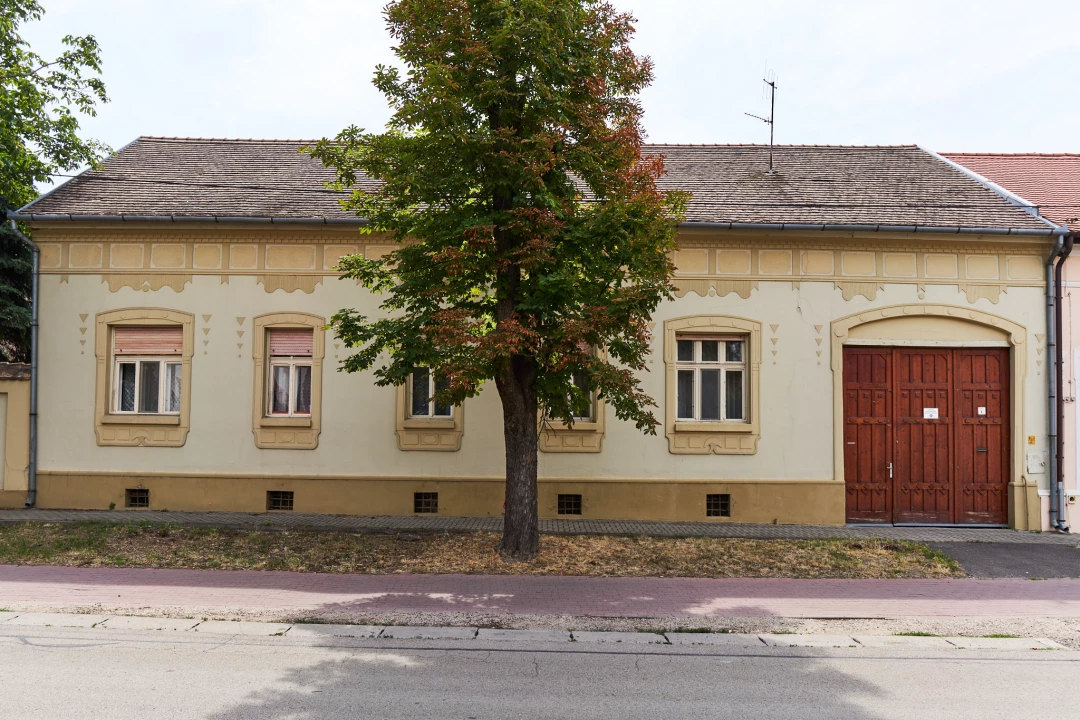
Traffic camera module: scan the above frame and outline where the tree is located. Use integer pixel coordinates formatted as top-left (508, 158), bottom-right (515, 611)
top-left (309, 0), bottom-right (686, 560)
top-left (0, 0), bottom-right (108, 361)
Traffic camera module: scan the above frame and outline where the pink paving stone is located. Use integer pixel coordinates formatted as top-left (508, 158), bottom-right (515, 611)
top-left (0, 565), bottom-right (1078, 618)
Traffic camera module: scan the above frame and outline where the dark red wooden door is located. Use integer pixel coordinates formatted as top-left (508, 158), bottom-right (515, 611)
top-left (843, 348), bottom-right (892, 523)
top-left (893, 349), bottom-right (954, 524)
top-left (954, 349), bottom-right (1010, 525)
top-left (843, 346), bottom-right (1010, 525)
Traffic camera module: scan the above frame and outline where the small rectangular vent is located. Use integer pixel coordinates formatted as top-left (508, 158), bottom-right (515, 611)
top-left (706, 493), bottom-right (731, 517)
top-left (267, 491), bottom-right (294, 512)
top-left (414, 492), bottom-right (439, 514)
top-left (125, 488), bottom-right (150, 508)
top-left (557, 494), bottom-right (582, 516)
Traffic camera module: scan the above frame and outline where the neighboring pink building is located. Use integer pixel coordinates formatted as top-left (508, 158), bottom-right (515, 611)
top-left (943, 153), bottom-right (1080, 531)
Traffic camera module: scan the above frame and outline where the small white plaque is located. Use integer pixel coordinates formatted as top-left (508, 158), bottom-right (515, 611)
top-left (923, 408), bottom-right (939, 419)
top-left (977, 406), bottom-right (987, 416)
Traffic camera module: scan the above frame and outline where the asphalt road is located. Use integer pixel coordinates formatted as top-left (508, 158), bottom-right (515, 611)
top-left (930, 542), bottom-right (1080, 578)
top-left (0, 626), bottom-right (1076, 719)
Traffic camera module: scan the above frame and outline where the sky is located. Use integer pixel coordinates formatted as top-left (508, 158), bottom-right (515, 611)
top-left (21, 0), bottom-right (1080, 169)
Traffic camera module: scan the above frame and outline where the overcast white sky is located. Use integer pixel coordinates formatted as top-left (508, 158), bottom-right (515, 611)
top-left (23, 0), bottom-right (1080, 164)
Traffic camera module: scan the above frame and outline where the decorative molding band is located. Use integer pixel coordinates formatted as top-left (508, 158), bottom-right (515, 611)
top-left (834, 281), bottom-right (885, 301)
top-left (102, 274), bottom-right (192, 293)
top-left (673, 279), bottom-right (757, 299)
top-left (256, 275), bottom-right (323, 294)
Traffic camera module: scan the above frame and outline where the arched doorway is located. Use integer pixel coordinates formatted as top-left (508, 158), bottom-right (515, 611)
top-left (831, 305), bottom-right (1028, 525)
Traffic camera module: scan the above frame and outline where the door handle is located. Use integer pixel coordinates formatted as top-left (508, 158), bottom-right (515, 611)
top-left (887, 462), bottom-right (893, 478)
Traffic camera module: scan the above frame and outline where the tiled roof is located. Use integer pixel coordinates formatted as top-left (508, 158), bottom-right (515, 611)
top-left (15, 137), bottom-right (1051, 232)
top-left (942, 153), bottom-right (1080, 230)
top-left (0, 363), bottom-right (31, 380)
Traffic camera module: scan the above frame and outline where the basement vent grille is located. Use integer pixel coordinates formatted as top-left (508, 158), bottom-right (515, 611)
top-left (267, 491), bottom-right (294, 512)
top-left (706, 493), bottom-right (731, 517)
top-left (557, 494), bottom-right (582, 516)
top-left (125, 488), bottom-right (150, 509)
top-left (414, 492), bottom-right (439, 514)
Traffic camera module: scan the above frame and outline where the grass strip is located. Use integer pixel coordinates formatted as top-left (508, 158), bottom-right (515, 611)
top-left (0, 522), bottom-right (964, 579)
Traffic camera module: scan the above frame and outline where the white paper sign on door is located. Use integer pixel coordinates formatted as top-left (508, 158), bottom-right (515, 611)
top-left (923, 408), bottom-right (939, 419)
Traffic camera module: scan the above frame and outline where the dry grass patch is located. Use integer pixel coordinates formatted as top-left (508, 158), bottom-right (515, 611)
top-left (0, 523), bottom-right (963, 579)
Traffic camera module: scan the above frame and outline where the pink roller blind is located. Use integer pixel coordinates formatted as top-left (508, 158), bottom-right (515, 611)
top-left (114, 326), bottom-right (183, 355)
top-left (268, 328), bottom-right (314, 356)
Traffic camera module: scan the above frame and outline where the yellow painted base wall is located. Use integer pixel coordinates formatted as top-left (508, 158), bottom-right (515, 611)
top-left (34, 473), bottom-right (847, 525)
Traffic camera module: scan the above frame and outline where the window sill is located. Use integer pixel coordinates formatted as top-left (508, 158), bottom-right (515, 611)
top-left (674, 421), bottom-right (753, 433)
top-left (545, 420), bottom-right (601, 432)
top-left (260, 416), bottom-right (313, 428)
top-left (402, 417), bottom-right (457, 430)
top-left (102, 414), bottom-right (181, 426)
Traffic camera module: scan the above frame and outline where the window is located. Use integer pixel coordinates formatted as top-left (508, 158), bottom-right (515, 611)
top-left (570, 368), bottom-right (594, 422)
top-left (706, 493), bottom-right (731, 517)
top-left (267, 491), bottom-right (294, 511)
top-left (125, 488), bottom-right (150, 509)
top-left (414, 492), bottom-right (439, 514)
top-left (94, 309), bottom-right (193, 448)
top-left (663, 316), bottom-right (760, 455)
top-left (557, 494), bottom-right (583, 515)
top-left (266, 329), bottom-right (313, 417)
top-left (675, 337), bottom-right (746, 422)
top-left (111, 327), bottom-right (183, 415)
top-left (408, 368), bottom-right (452, 418)
top-left (251, 313), bottom-right (324, 450)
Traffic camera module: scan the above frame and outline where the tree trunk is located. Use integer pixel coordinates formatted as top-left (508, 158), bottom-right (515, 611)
top-left (496, 353), bottom-right (540, 561)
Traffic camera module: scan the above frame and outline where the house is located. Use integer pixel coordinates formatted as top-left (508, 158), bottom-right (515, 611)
top-left (1, 138), bottom-right (1067, 529)
top-left (943, 153), bottom-right (1080, 530)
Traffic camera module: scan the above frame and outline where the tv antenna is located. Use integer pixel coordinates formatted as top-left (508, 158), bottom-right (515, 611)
top-left (744, 70), bottom-right (777, 174)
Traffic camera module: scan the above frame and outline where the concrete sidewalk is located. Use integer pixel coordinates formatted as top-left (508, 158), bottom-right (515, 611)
top-left (2, 564), bottom-right (1079, 619)
top-left (1, 508), bottom-right (1077, 544)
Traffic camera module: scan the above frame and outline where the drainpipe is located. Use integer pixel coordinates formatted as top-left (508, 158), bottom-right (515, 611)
top-left (1052, 231), bottom-right (1074, 531)
top-left (8, 221), bottom-right (38, 507)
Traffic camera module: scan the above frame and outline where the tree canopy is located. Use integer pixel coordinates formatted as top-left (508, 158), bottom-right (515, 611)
top-left (0, 0), bottom-right (108, 361)
top-left (309, 0), bottom-right (686, 559)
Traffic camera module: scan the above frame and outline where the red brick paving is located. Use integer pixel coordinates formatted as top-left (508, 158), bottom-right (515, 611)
top-left (1, 565), bottom-right (1079, 618)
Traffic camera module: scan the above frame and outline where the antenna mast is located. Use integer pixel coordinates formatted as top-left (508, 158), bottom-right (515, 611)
top-left (744, 73), bottom-right (777, 174)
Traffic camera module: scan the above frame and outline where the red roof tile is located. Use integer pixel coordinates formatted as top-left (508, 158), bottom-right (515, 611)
top-left (942, 153), bottom-right (1080, 229)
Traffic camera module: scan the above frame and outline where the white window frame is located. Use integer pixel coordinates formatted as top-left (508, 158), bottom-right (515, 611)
top-left (266, 357), bottom-right (313, 418)
top-left (674, 336), bottom-right (747, 423)
top-left (111, 356), bottom-right (183, 415)
top-left (408, 368), bottom-right (454, 419)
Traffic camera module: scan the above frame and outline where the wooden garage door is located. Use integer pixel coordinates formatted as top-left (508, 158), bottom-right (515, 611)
top-left (843, 347), bottom-right (1010, 525)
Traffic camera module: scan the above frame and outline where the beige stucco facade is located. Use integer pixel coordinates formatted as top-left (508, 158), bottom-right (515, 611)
top-left (1059, 257), bottom-right (1080, 530)
top-left (18, 221), bottom-right (1055, 527)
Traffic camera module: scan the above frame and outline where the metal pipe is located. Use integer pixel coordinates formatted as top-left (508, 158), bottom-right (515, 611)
top-left (8, 221), bottom-right (38, 507)
top-left (1047, 235), bottom-right (1066, 531)
top-left (1053, 233), bottom-right (1074, 531)
top-left (5, 211), bottom-right (1062, 237)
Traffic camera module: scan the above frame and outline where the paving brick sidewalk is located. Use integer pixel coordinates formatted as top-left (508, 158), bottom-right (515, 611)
top-left (1, 565), bottom-right (1078, 618)
top-left (1, 508), bottom-right (1076, 544)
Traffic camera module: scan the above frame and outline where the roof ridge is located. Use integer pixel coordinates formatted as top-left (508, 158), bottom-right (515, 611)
top-left (942, 152), bottom-right (1080, 158)
top-left (134, 136), bottom-right (921, 150)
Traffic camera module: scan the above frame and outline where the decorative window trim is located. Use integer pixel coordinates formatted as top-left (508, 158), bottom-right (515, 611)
top-left (252, 313), bottom-right (324, 449)
top-left (94, 308), bottom-right (194, 447)
top-left (664, 315), bottom-right (761, 455)
top-left (540, 349), bottom-right (607, 453)
top-left (395, 380), bottom-right (464, 452)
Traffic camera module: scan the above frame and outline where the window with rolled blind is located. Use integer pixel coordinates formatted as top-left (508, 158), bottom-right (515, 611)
top-left (111, 327), bottom-right (183, 414)
top-left (268, 329), bottom-right (313, 357)
top-left (113, 327), bottom-right (183, 355)
top-left (266, 328), bottom-right (314, 416)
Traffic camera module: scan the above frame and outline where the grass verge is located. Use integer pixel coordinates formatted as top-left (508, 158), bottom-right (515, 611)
top-left (0, 522), bottom-right (964, 579)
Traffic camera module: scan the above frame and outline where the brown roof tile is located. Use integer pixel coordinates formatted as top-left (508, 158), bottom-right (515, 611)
top-left (16, 137), bottom-right (1051, 232)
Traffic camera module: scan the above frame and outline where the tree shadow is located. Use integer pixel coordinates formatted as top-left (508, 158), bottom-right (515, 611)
top-left (204, 641), bottom-right (892, 720)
